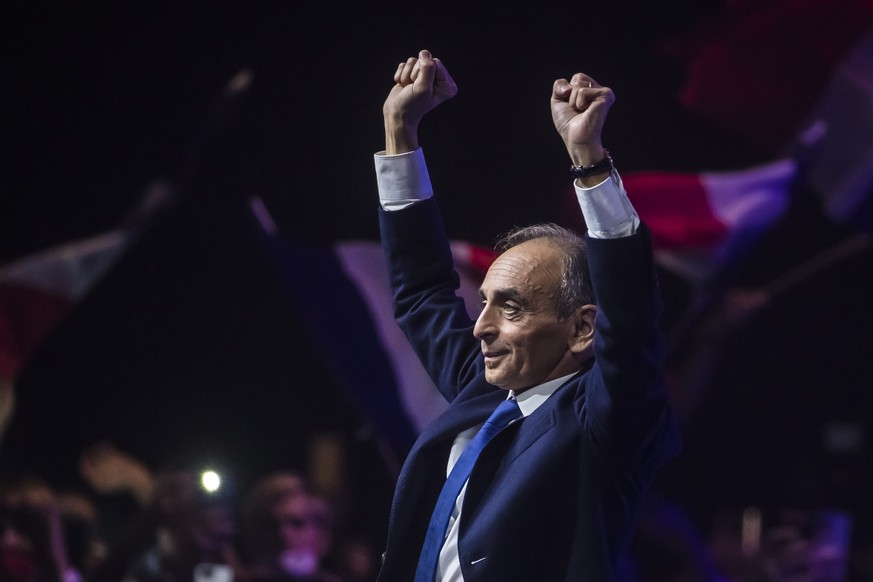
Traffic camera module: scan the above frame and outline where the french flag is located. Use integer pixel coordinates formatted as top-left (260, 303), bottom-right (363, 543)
top-left (622, 159), bottom-right (797, 284)
top-left (0, 230), bottom-right (131, 382)
top-left (0, 182), bottom-right (173, 387)
top-left (661, 1), bottom-right (873, 233)
top-left (250, 198), bottom-right (493, 462)
top-left (560, 159), bottom-right (797, 285)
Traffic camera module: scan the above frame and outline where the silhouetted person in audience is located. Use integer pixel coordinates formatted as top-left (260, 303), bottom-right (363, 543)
top-left (240, 472), bottom-right (342, 582)
top-left (79, 442), bottom-right (245, 582)
top-left (0, 473), bottom-right (78, 582)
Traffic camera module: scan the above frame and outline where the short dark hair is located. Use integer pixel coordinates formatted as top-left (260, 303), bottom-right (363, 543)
top-left (494, 223), bottom-right (595, 320)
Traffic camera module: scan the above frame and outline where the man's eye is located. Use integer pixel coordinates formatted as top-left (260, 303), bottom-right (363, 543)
top-left (503, 304), bottom-right (520, 316)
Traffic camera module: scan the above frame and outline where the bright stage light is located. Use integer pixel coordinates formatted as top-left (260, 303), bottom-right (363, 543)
top-left (201, 470), bottom-right (221, 493)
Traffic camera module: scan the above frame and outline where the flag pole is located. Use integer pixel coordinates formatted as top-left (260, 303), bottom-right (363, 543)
top-left (761, 232), bottom-right (871, 298)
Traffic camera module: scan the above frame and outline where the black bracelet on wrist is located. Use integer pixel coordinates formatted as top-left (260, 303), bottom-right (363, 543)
top-left (569, 150), bottom-right (613, 179)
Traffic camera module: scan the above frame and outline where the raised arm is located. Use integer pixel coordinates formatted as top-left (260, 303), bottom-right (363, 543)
top-left (551, 73), bottom-right (639, 239)
top-left (382, 49), bottom-right (458, 154)
top-left (376, 51), bottom-right (481, 398)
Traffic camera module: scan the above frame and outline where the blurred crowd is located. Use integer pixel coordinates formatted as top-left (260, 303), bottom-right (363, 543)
top-left (1, 438), bottom-right (871, 582)
top-left (0, 442), bottom-right (380, 582)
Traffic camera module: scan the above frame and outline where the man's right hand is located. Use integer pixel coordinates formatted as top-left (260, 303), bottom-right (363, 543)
top-left (383, 49), bottom-right (458, 154)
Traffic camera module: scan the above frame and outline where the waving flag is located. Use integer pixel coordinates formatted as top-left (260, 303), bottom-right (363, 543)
top-left (0, 65), bottom-right (252, 388)
top-left (661, 0), bottom-right (873, 233)
top-left (623, 160), bottom-right (796, 284)
top-left (798, 29), bottom-right (873, 234)
top-left (0, 230), bottom-right (129, 381)
top-left (0, 183), bottom-right (174, 384)
top-left (250, 198), bottom-right (493, 462)
top-left (660, 0), bottom-right (873, 154)
top-left (560, 160), bottom-right (797, 285)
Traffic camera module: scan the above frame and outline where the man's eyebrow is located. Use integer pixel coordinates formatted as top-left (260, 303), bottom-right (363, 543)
top-left (479, 287), bottom-right (527, 305)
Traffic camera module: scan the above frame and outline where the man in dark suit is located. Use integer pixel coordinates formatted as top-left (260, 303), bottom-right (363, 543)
top-left (372, 50), bottom-right (681, 582)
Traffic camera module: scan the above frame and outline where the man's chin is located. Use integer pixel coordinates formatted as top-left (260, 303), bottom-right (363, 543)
top-left (484, 371), bottom-right (512, 390)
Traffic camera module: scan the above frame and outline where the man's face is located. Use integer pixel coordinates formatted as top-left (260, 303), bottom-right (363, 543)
top-left (271, 494), bottom-right (319, 553)
top-left (473, 239), bottom-right (579, 392)
top-left (269, 493), bottom-right (333, 577)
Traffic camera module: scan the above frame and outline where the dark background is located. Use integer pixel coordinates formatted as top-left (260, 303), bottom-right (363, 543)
top-left (3, 0), bottom-right (872, 551)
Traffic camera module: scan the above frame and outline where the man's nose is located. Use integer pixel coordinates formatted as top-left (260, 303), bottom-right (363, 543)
top-left (473, 306), bottom-right (496, 340)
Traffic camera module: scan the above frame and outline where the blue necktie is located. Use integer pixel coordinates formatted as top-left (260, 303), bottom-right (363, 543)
top-left (413, 397), bottom-right (523, 582)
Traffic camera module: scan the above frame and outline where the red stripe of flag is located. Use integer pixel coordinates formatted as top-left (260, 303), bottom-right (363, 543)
top-left (623, 172), bottom-right (728, 250)
top-left (0, 284), bottom-right (73, 379)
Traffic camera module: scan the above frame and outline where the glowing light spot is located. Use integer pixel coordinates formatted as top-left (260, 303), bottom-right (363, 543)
top-left (201, 470), bottom-right (221, 493)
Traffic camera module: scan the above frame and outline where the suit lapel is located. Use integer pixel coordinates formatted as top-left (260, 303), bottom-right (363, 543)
top-left (501, 403), bottom-right (557, 465)
top-left (460, 379), bottom-right (575, 517)
top-left (385, 383), bottom-right (504, 560)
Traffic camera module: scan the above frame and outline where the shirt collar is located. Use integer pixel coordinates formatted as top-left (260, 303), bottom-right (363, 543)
top-left (510, 372), bottom-right (577, 417)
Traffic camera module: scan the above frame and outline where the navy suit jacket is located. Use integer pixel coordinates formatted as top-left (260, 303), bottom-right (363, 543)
top-left (376, 198), bottom-right (681, 582)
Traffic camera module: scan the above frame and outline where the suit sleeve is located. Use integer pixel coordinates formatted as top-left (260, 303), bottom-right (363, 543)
top-left (378, 198), bottom-right (483, 403)
top-left (582, 224), bottom-right (681, 473)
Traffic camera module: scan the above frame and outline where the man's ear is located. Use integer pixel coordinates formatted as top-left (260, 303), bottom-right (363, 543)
top-left (569, 304), bottom-right (597, 359)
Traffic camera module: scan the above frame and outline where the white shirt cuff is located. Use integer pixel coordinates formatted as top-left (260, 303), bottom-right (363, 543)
top-left (374, 148), bottom-right (433, 210)
top-left (574, 172), bottom-right (640, 239)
